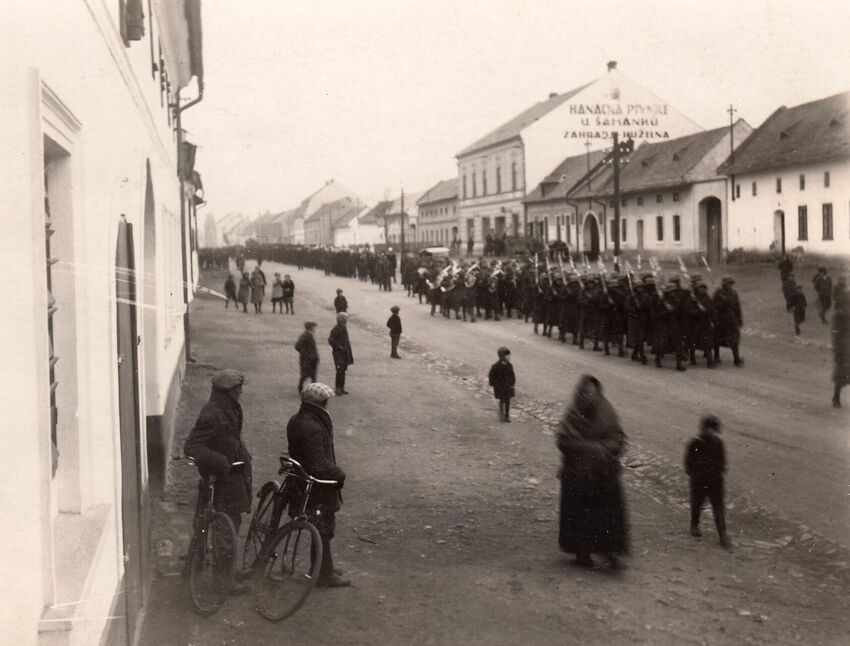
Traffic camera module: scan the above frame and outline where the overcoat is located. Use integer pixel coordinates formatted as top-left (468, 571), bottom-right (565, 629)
top-left (833, 295), bottom-right (850, 386)
top-left (488, 360), bottom-right (516, 400)
top-left (713, 286), bottom-right (743, 347)
top-left (286, 402), bottom-right (345, 511)
top-left (328, 323), bottom-right (354, 367)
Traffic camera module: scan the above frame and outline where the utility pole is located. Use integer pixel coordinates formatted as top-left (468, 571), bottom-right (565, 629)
top-left (585, 141), bottom-right (592, 190)
top-left (399, 188), bottom-right (405, 252)
top-left (727, 104), bottom-right (737, 162)
top-left (611, 133), bottom-right (634, 272)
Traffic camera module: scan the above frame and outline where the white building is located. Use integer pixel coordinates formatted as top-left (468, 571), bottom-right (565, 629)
top-left (719, 91), bottom-right (850, 258)
top-left (1, 1), bottom-right (203, 644)
top-left (285, 179), bottom-right (361, 244)
top-left (417, 179), bottom-right (459, 248)
top-left (381, 192), bottom-right (424, 247)
top-left (456, 62), bottom-right (702, 254)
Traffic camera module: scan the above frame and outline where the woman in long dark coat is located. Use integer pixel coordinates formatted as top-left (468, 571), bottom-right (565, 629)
top-left (832, 278), bottom-right (850, 408)
top-left (556, 375), bottom-right (629, 569)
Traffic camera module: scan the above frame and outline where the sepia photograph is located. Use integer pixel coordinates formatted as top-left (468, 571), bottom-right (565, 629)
top-left (1, 1), bottom-right (849, 644)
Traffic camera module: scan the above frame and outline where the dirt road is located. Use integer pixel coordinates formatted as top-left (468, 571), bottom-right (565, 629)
top-left (140, 264), bottom-right (850, 646)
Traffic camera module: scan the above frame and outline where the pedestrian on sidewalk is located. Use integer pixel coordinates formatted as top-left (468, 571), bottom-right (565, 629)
top-left (685, 415), bottom-right (731, 549)
top-left (250, 266), bottom-right (266, 313)
top-left (295, 322), bottom-right (319, 394)
top-left (282, 274), bottom-right (295, 314)
top-left (237, 271), bottom-right (251, 313)
top-left (271, 272), bottom-right (284, 313)
top-left (334, 289), bottom-right (348, 314)
top-left (832, 276), bottom-right (849, 408)
top-left (329, 313), bottom-right (354, 395)
top-left (813, 267), bottom-right (833, 324)
top-left (488, 347), bottom-right (515, 422)
top-left (224, 273), bottom-right (238, 309)
top-left (286, 383), bottom-right (350, 588)
top-left (791, 284), bottom-right (807, 336)
top-left (556, 375), bottom-right (629, 570)
top-left (184, 369), bottom-right (253, 590)
top-left (387, 306), bottom-right (402, 358)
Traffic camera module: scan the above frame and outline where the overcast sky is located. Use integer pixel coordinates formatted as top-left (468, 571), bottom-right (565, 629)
top-left (185, 0), bottom-right (850, 217)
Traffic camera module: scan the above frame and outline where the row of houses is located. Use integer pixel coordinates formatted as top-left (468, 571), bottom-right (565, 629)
top-left (3, 1), bottom-right (207, 645)
top-left (210, 62), bottom-right (848, 261)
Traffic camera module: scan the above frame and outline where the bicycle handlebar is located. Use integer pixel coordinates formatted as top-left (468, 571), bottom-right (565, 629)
top-left (178, 456), bottom-right (245, 469)
top-left (279, 455), bottom-right (339, 486)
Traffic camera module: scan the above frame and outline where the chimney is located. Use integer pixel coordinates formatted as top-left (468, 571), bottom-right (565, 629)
top-left (549, 92), bottom-right (558, 99)
top-left (607, 60), bottom-right (617, 72)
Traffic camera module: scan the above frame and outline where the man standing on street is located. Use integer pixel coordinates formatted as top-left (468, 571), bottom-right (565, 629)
top-left (295, 322), bottom-right (319, 393)
top-left (813, 267), bottom-right (833, 324)
top-left (329, 313), bottom-right (354, 395)
top-left (334, 288), bottom-right (348, 314)
top-left (282, 274), bottom-right (295, 315)
top-left (184, 369), bottom-right (253, 591)
top-left (287, 383), bottom-right (350, 588)
top-left (387, 306), bottom-right (402, 359)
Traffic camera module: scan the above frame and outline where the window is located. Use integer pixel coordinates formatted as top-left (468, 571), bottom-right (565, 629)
top-left (673, 192), bottom-right (680, 203)
top-left (736, 184), bottom-right (741, 198)
top-left (482, 169), bottom-right (488, 195)
top-left (609, 199), bottom-right (615, 208)
top-left (799, 174), bottom-right (806, 190)
top-left (798, 206), bottom-right (808, 240)
top-left (472, 173), bottom-right (477, 197)
top-left (621, 198), bottom-right (627, 207)
top-left (752, 182), bottom-right (757, 196)
top-left (776, 177), bottom-right (782, 193)
top-left (511, 162), bottom-right (517, 191)
top-left (673, 215), bottom-right (681, 241)
top-left (656, 215), bottom-right (664, 241)
top-left (656, 194), bottom-right (663, 203)
top-left (622, 218), bottom-right (627, 241)
top-left (825, 171), bottom-right (831, 188)
top-left (637, 196), bottom-right (644, 206)
top-left (610, 219), bottom-right (617, 240)
top-left (496, 167), bottom-right (502, 193)
top-left (556, 215), bottom-right (562, 241)
top-left (462, 175), bottom-right (467, 200)
top-left (823, 203), bottom-right (833, 240)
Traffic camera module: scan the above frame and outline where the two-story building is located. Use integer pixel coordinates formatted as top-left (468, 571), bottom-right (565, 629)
top-left (285, 179), bottom-right (360, 244)
top-left (2, 1), bottom-right (204, 645)
top-left (718, 91), bottom-right (850, 258)
top-left (303, 197), bottom-right (363, 246)
top-left (416, 179), bottom-right (459, 249)
top-left (456, 62), bottom-right (702, 254)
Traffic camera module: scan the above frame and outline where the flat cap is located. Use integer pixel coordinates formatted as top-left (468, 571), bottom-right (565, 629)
top-left (722, 275), bottom-right (735, 285)
top-left (301, 382), bottom-right (335, 404)
top-left (390, 305), bottom-right (400, 313)
top-left (211, 369), bottom-right (246, 390)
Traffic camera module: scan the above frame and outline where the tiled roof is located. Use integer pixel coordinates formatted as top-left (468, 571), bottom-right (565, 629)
top-left (524, 150), bottom-right (607, 204)
top-left (359, 200), bottom-right (393, 225)
top-left (305, 197), bottom-right (356, 223)
top-left (569, 126), bottom-right (730, 198)
top-left (719, 92), bottom-right (850, 175)
top-left (457, 82), bottom-right (592, 158)
top-left (417, 178), bottom-right (458, 206)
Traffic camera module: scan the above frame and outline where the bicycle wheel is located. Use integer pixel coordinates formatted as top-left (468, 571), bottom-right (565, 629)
top-left (254, 520), bottom-right (322, 621)
top-left (188, 511), bottom-right (238, 616)
top-left (243, 481), bottom-right (280, 571)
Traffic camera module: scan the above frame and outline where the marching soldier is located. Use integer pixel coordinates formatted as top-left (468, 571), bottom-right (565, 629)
top-left (689, 279), bottom-right (716, 368)
top-left (579, 276), bottom-right (601, 351)
top-left (561, 275), bottom-right (582, 345)
top-left (713, 276), bottom-right (744, 367)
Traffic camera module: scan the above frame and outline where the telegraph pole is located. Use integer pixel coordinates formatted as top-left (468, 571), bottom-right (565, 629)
top-left (727, 104), bottom-right (737, 162)
top-left (400, 188), bottom-right (405, 252)
top-left (612, 132), bottom-right (621, 269)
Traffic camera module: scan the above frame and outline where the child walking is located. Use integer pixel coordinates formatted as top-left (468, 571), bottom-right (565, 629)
top-left (684, 415), bottom-right (730, 549)
top-left (791, 284), bottom-right (807, 335)
top-left (488, 347), bottom-right (516, 422)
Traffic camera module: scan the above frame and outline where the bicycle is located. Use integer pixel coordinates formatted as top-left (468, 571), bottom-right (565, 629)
top-left (180, 456), bottom-right (245, 616)
top-left (250, 455), bottom-right (338, 621)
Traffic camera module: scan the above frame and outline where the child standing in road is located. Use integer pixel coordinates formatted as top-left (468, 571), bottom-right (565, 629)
top-left (685, 415), bottom-right (730, 549)
top-left (334, 288), bottom-right (348, 314)
top-left (791, 284), bottom-right (807, 335)
top-left (271, 272), bottom-right (285, 313)
top-left (488, 347), bottom-right (516, 422)
top-left (387, 306), bottom-right (402, 359)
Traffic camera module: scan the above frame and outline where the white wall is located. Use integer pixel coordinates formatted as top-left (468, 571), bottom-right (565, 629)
top-left (728, 161), bottom-right (850, 256)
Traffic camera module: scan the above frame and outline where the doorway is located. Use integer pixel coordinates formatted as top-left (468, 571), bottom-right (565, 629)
top-left (116, 219), bottom-right (145, 646)
top-left (583, 213), bottom-right (600, 260)
top-left (699, 196), bottom-right (722, 265)
top-left (773, 210), bottom-right (785, 255)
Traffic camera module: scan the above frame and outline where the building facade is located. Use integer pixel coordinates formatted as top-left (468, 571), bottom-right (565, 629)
top-left (1, 1), bottom-right (203, 645)
top-left (719, 92), bottom-right (850, 258)
top-left (456, 63), bottom-right (702, 254)
top-left (284, 179), bottom-right (360, 244)
top-left (303, 197), bottom-right (363, 246)
top-left (416, 179), bottom-right (459, 248)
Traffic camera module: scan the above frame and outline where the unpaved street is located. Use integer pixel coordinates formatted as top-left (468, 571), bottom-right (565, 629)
top-left (141, 264), bottom-right (850, 646)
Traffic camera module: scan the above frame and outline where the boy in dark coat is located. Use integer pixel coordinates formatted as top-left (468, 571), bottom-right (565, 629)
top-left (813, 267), bottom-right (833, 323)
top-left (282, 274), bottom-right (295, 314)
top-left (328, 313), bottom-right (354, 395)
top-left (791, 284), bottom-right (807, 335)
top-left (334, 289), bottom-right (348, 314)
top-left (295, 322), bottom-right (319, 393)
top-left (286, 382), bottom-right (350, 587)
top-left (685, 415), bottom-right (730, 549)
top-left (224, 274), bottom-right (238, 309)
top-left (488, 347), bottom-right (516, 422)
top-left (387, 306), bottom-right (402, 358)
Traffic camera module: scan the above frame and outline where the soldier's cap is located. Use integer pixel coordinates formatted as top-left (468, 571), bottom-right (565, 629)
top-left (693, 280), bottom-right (708, 289)
top-left (700, 415), bottom-right (721, 432)
top-left (567, 276), bottom-right (580, 284)
top-left (642, 275), bottom-right (655, 284)
top-left (722, 275), bottom-right (735, 285)
top-left (301, 382), bottom-right (335, 404)
top-left (690, 273), bottom-right (703, 283)
top-left (663, 283), bottom-right (678, 292)
top-left (668, 275), bottom-right (681, 285)
top-left (497, 346), bottom-right (511, 357)
top-left (211, 369), bottom-right (246, 391)
top-left (390, 305), bottom-right (400, 313)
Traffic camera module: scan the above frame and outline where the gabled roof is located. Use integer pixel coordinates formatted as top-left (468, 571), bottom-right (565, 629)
top-left (569, 126), bottom-right (732, 198)
top-left (304, 197), bottom-right (357, 224)
top-left (457, 82), bottom-right (592, 158)
top-left (417, 178), bottom-right (458, 206)
top-left (719, 92), bottom-right (850, 175)
top-left (336, 206), bottom-right (370, 229)
top-left (359, 200), bottom-right (393, 225)
top-left (524, 150), bottom-right (607, 205)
